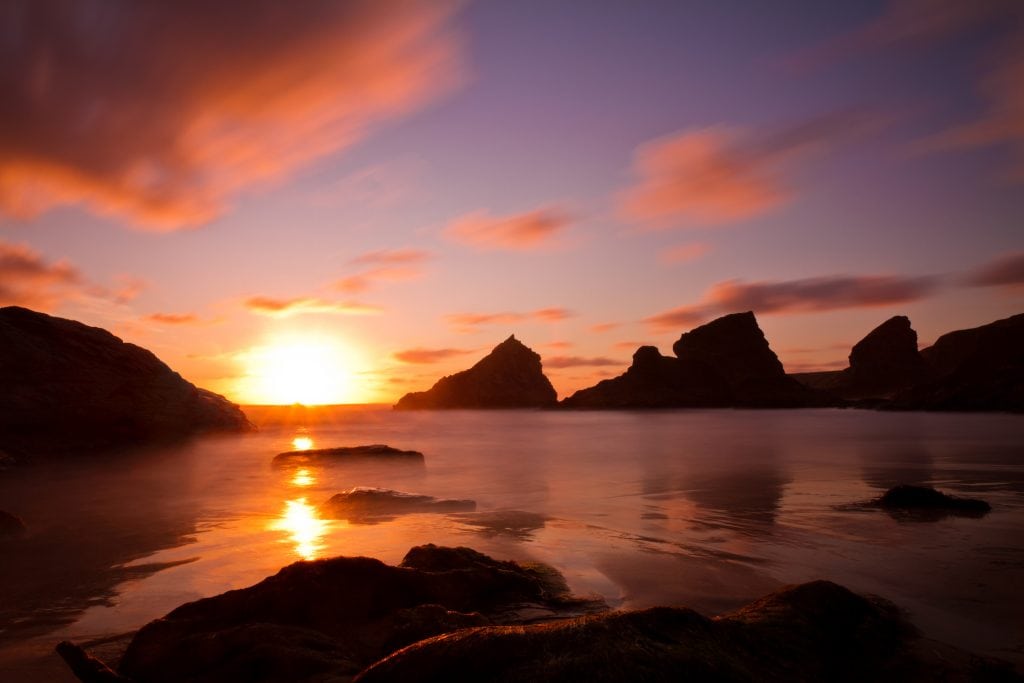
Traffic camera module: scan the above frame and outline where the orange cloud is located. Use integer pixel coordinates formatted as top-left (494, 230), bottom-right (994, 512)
top-left (644, 274), bottom-right (937, 331)
top-left (446, 307), bottom-right (573, 331)
top-left (0, 239), bottom-right (82, 310)
top-left (544, 356), bottom-right (624, 369)
top-left (659, 242), bottom-right (710, 264)
top-left (545, 340), bottom-right (574, 350)
top-left (144, 313), bottom-right (200, 325)
top-left (351, 248), bottom-right (432, 266)
top-left (245, 296), bottom-right (381, 317)
top-left (613, 340), bottom-right (649, 350)
top-left (444, 208), bottom-right (571, 251)
top-left (619, 113), bottom-right (879, 227)
top-left (964, 251), bottom-right (1024, 287)
top-left (0, 1), bottom-right (464, 228)
top-left (393, 347), bottom-right (474, 364)
top-left (590, 322), bottom-right (621, 333)
top-left (336, 248), bottom-right (432, 293)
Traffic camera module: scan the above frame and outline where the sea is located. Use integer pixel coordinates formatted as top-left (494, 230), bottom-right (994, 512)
top-left (1, 406), bottom-right (1022, 679)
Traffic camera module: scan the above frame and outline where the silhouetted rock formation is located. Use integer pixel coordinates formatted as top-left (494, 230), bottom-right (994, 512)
top-left (892, 313), bottom-right (1024, 412)
top-left (69, 545), bottom-right (601, 683)
top-left (564, 312), bottom-right (826, 408)
top-left (793, 316), bottom-right (926, 401)
top-left (357, 579), bottom-right (1017, 683)
top-left (0, 510), bottom-right (26, 537)
top-left (876, 485), bottom-right (990, 515)
top-left (0, 306), bottom-right (250, 455)
top-left (395, 335), bottom-right (557, 409)
top-left (320, 487), bottom-right (476, 523)
top-left (273, 444), bottom-right (424, 466)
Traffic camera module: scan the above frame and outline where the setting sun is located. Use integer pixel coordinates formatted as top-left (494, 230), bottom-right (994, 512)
top-left (235, 335), bottom-right (365, 405)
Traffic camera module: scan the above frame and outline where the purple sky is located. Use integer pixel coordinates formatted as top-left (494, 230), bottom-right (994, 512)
top-left (1, 0), bottom-right (1022, 403)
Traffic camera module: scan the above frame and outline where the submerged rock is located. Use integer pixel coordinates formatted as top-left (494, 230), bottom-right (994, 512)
top-left (0, 509), bottom-right (26, 537)
top-left (395, 335), bottom-right (557, 409)
top-left (358, 580), bottom-right (1019, 682)
top-left (320, 488), bottom-right (476, 523)
top-left (876, 485), bottom-right (991, 516)
top-left (564, 312), bottom-right (827, 408)
top-left (89, 545), bottom-right (601, 683)
top-left (273, 444), bottom-right (424, 466)
top-left (0, 306), bottom-right (251, 455)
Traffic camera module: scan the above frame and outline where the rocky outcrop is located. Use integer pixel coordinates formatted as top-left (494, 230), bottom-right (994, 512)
top-left (564, 312), bottom-right (827, 408)
top-left (69, 545), bottom-right (601, 683)
top-left (0, 306), bottom-right (250, 454)
top-left (875, 485), bottom-right (990, 516)
top-left (273, 444), bottom-right (424, 466)
top-left (320, 488), bottom-right (476, 523)
top-left (892, 313), bottom-right (1024, 412)
top-left (357, 580), bottom-right (1016, 682)
top-left (395, 335), bottom-right (557, 409)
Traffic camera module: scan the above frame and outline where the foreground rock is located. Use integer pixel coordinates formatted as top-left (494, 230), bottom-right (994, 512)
top-left (875, 485), bottom-right (991, 517)
top-left (62, 545), bottom-right (601, 682)
top-left (321, 488), bottom-right (476, 523)
top-left (358, 580), bottom-right (1018, 683)
top-left (273, 444), bottom-right (424, 466)
top-left (564, 312), bottom-right (828, 408)
top-left (395, 335), bottom-right (557, 409)
top-left (0, 509), bottom-right (26, 537)
top-left (0, 306), bottom-right (250, 455)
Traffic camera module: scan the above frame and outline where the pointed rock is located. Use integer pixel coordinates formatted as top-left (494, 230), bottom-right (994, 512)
top-left (395, 335), bottom-right (557, 409)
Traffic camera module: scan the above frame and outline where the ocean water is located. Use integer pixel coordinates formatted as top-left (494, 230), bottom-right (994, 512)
top-left (1, 407), bottom-right (1022, 678)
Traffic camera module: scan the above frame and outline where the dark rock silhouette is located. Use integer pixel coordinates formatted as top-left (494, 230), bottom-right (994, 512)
top-left (793, 316), bottom-right (926, 401)
top-left (395, 335), bottom-right (557, 409)
top-left (875, 485), bottom-right (991, 518)
top-left (71, 545), bottom-right (601, 683)
top-left (0, 306), bottom-right (251, 455)
top-left (892, 313), bottom-right (1024, 412)
top-left (320, 487), bottom-right (476, 523)
top-left (357, 580), bottom-right (1017, 683)
top-left (273, 444), bottom-right (424, 466)
top-left (0, 509), bottom-right (26, 537)
top-left (564, 312), bottom-right (826, 408)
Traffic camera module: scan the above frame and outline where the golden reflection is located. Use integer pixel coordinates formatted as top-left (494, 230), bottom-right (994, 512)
top-left (292, 435), bottom-right (314, 451)
top-left (270, 497), bottom-right (328, 560)
top-left (291, 468), bottom-right (315, 487)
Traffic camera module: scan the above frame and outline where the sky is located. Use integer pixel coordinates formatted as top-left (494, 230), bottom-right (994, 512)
top-left (1, 0), bottom-right (1022, 404)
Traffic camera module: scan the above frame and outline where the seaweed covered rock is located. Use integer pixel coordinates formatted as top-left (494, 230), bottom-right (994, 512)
top-left (320, 488), bottom-right (476, 523)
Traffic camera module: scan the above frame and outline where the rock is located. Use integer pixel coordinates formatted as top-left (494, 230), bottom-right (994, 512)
top-left (357, 580), bottom-right (1019, 683)
top-left (875, 485), bottom-right (991, 517)
top-left (563, 313), bottom-right (828, 408)
top-left (0, 306), bottom-right (251, 454)
top-left (55, 641), bottom-right (132, 683)
top-left (395, 335), bottom-right (557, 409)
top-left (0, 509), bottom-right (27, 537)
top-left (892, 313), bottom-right (1024, 412)
top-left (273, 444), bottom-right (424, 466)
top-left (320, 488), bottom-right (476, 523)
top-left (99, 545), bottom-right (602, 682)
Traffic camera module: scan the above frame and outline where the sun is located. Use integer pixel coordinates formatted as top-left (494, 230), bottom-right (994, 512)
top-left (236, 334), bottom-right (364, 405)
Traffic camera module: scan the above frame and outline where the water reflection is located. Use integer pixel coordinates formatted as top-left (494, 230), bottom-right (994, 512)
top-left (270, 497), bottom-right (330, 560)
top-left (292, 435), bottom-right (314, 451)
top-left (291, 468), bottom-right (315, 487)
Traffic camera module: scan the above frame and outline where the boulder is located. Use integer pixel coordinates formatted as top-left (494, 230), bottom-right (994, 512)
top-left (395, 335), bottom-right (557, 409)
top-left (874, 485), bottom-right (991, 519)
top-left (0, 306), bottom-right (251, 454)
top-left (357, 580), bottom-right (1019, 682)
top-left (273, 445), bottom-right (424, 466)
top-left (320, 488), bottom-right (476, 523)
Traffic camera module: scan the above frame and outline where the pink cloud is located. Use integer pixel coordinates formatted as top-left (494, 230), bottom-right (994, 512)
top-left (658, 242), bottom-right (711, 264)
top-left (544, 356), bottom-right (624, 369)
top-left (590, 322), bottom-right (621, 333)
top-left (964, 251), bottom-right (1024, 287)
top-left (444, 208), bottom-right (571, 251)
top-left (446, 307), bottom-right (573, 331)
top-left (245, 296), bottom-right (381, 317)
top-left (144, 312), bottom-right (200, 325)
top-left (0, 239), bottom-right (82, 310)
top-left (0, 1), bottom-right (464, 228)
top-left (393, 347), bottom-right (474, 364)
top-left (336, 248), bottom-right (432, 293)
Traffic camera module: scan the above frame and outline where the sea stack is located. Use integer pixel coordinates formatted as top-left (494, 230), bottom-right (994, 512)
top-left (563, 312), bottom-right (825, 408)
top-left (395, 335), bottom-right (557, 409)
top-left (0, 306), bottom-right (251, 454)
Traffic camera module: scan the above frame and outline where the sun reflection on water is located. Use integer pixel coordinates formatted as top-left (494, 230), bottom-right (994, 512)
top-left (292, 435), bottom-right (314, 451)
top-left (291, 468), bottom-right (315, 487)
top-left (270, 497), bottom-right (329, 560)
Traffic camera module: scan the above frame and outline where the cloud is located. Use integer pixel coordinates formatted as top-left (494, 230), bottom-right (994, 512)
top-left (644, 274), bottom-right (937, 331)
top-left (543, 356), bottom-right (624, 369)
top-left (336, 248), bottom-right (431, 293)
top-left (659, 242), bottom-right (710, 264)
top-left (444, 208), bottom-right (571, 251)
top-left (613, 340), bottom-right (648, 350)
top-left (351, 248), bottom-right (432, 266)
top-left (590, 322), bottom-right (621, 333)
top-left (0, 1), bottom-right (463, 228)
top-left (964, 251), bottom-right (1024, 287)
top-left (0, 239), bottom-right (82, 309)
top-left (144, 312), bottom-right (200, 325)
top-left (446, 307), bottom-right (573, 331)
top-left (393, 347), bottom-right (474, 364)
top-left (544, 340), bottom-right (574, 350)
top-left (244, 296), bottom-right (381, 317)
top-left (618, 113), bottom-right (880, 227)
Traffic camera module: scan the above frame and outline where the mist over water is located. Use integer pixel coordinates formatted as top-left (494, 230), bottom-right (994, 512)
top-left (1, 407), bottom-right (1023, 678)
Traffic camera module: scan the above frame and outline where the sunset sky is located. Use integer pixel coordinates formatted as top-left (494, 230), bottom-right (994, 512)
top-left (1, 0), bottom-right (1022, 404)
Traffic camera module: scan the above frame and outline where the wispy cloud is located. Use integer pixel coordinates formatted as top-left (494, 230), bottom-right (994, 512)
top-left (144, 312), bottom-right (200, 325)
top-left (0, 1), bottom-right (464, 228)
top-left (245, 296), bottom-right (381, 317)
top-left (446, 307), bottom-right (573, 332)
top-left (590, 322), bottom-right (621, 333)
top-left (336, 248), bottom-right (431, 293)
top-left (963, 251), bottom-right (1024, 287)
top-left (659, 242), bottom-right (710, 264)
top-left (393, 347), bottom-right (474, 364)
top-left (0, 239), bottom-right (82, 310)
top-left (444, 207), bottom-right (572, 251)
top-left (544, 356), bottom-right (624, 369)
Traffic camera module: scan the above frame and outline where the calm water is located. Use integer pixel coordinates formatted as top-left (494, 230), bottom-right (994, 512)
top-left (1, 407), bottom-right (1023, 679)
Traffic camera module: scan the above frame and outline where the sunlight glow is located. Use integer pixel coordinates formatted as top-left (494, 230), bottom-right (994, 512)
top-left (235, 334), bottom-right (366, 405)
top-left (292, 435), bottom-right (314, 451)
top-left (270, 497), bottom-right (328, 560)
top-left (291, 468), bottom-right (315, 487)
